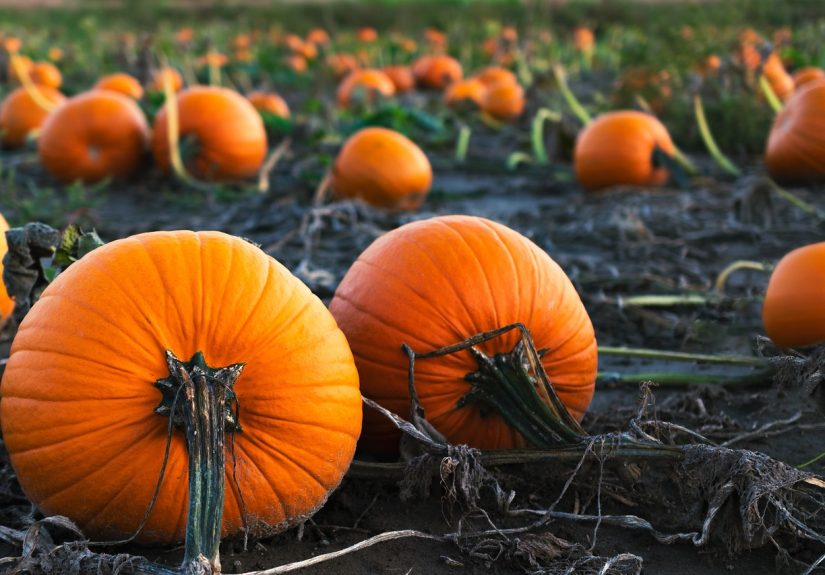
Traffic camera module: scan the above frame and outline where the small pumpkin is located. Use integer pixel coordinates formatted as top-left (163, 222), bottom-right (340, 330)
top-left (337, 69), bottom-right (395, 108)
top-left (413, 54), bottom-right (463, 90)
top-left (248, 91), bottom-right (290, 119)
top-left (1, 230), bottom-right (362, 543)
top-left (762, 242), bottom-right (825, 348)
top-left (474, 66), bottom-right (517, 88)
top-left (285, 54), bottom-right (308, 73)
top-left (573, 26), bottom-right (595, 53)
top-left (94, 73), bottom-right (144, 100)
top-left (382, 66), bottom-right (415, 93)
top-left (327, 53), bottom-right (359, 78)
top-left (0, 213), bottom-right (14, 326)
top-left (443, 78), bottom-right (486, 108)
top-left (331, 126), bottom-right (432, 210)
top-left (480, 81), bottom-right (525, 121)
top-left (29, 62), bottom-right (62, 89)
top-left (763, 53), bottom-right (794, 102)
top-left (329, 215), bottom-right (597, 455)
top-left (792, 67), bottom-right (825, 90)
top-left (149, 67), bottom-right (183, 93)
top-left (574, 110), bottom-right (676, 191)
top-left (38, 90), bottom-right (149, 184)
top-left (765, 80), bottom-right (825, 183)
top-left (152, 86), bottom-right (268, 181)
top-left (307, 28), bottom-right (330, 46)
top-left (357, 27), bottom-right (378, 43)
top-left (0, 85), bottom-right (65, 149)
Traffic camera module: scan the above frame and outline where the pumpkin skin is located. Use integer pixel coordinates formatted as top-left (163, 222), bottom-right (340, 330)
top-left (763, 53), bottom-right (794, 102)
top-left (327, 53), bottom-right (360, 78)
top-left (481, 81), bottom-right (525, 121)
top-left (153, 86), bottom-right (268, 181)
top-left (382, 66), bottom-right (415, 93)
top-left (331, 127), bottom-right (432, 210)
top-left (29, 62), bottom-right (62, 89)
top-left (0, 230), bottom-right (362, 543)
top-left (574, 110), bottom-right (676, 191)
top-left (765, 80), bottom-right (825, 184)
top-left (0, 213), bottom-right (14, 325)
top-left (248, 91), bottom-right (290, 119)
top-left (444, 78), bottom-right (486, 108)
top-left (792, 67), bottom-right (825, 90)
top-left (329, 215), bottom-right (597, 455)
top-left (38, 90), bottom-right (149, 184)
top-left (573, 27), bottom-right (595, 53)
top-left (94, 73), bottom-right (144, 100)
top-left (149, 67), bottom-right (183, 93)
top-left (475, 66), bottom-right (517, 88)
top-left (413, 55), bottom-right (463, 90)
top-left (762, 242), bottom-right (825, 348)
top-left (0, 85), bottom-right (65, 149)
top-left (337, 69), bottom-right (396, 107)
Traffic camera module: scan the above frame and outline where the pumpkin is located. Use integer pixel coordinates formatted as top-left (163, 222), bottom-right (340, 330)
top-left (0, 213), bottom-right (14, 325)
top-left (38, 90), bottom-right (149, 184)
top-left (357, 27), bottom-right (378, 43)
top-left (94, 73), bottom-right (144, 100)
top-left (413, 55), bottom-right (463, 90)
top-left (481, 81), bottom-right (525, 121)
top-left (474, 66), bottom-right (517, 88)
top-left (152, 86), bottom-right (268, 181)
top-left (763, 53), bottom-right (794, 102)
top-left (382, 66), bottom-right (415, 93)
top-left (307, 28), bottom-right (330, 46)
top-left (331, 126), bottom-right (431, 210)
top-left (0, 85), bottom-right (65, 149)
top-left (574, 110), bottom-right (676, 191)
top-left (792, 67), bottom-right (825, 90)
top-left (149, 67), bottom-right (183, 93)
top-left (329, 215), bottom-right (597, 455)
top-left (327, 53), bottom-right (359, 78)
top-left (0, 230), bottom-right (362, 543)
top-left (443, 78), bottom-right (486, 108)
top-left (29, 62), bottom-right (62, 89)
top-left (765, 80), bottom-right (825, 183)
top-left (336, 69), bottom-right (395, 108)
top-left (573, 26), bottom-right (595, 53)
top-left (285, 54), bottom-right (308, 73)
top-left (762, 242), bottom-right (825, 348)
top-left (248, 91), bottom-right (290, 119)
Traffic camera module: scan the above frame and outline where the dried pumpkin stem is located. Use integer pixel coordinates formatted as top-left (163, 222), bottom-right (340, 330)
top-left (693, 94), bottom-right (741, 177)
top-left (598, 346), bottom-right (770, 368)
top-left (531, 107), bottom-right (561, 165)
top-left (714, 259), bottom-right (769, 295)
top-left (552, 64), bottom-right (591, 125)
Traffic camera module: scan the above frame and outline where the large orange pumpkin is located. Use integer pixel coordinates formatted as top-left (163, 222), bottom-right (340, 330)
top-left (574, 110), bottom-right (676, 191)
top-left (331, 127), bottom-right (431, 210)
top-left (0, 85), bottom-right (65, 149)
top-left (94, 73), bottom-right (144, 100)
top-left (152, 86), bottom-right (268, 181)
top-left (38, 90), bottom-right (149, 184)
top-left (765, 80), bottom-right (825, 183)
top-left (481, 81), bottom-right (525, 121)
top-left (248, 91), bottom-right (290, 119)
top-left (762, 242), bottom-right (825, 348)
top-left (413, 54), bottom-right (463, 90)
top-left (336, 69), bottom-right (396, 107)
top-left (0, 213), bottom-right (14, 325)
top-left (329, 215), bottom-right (597, 455)
top-left (1, 230), bottom-right (362, 543)
top-left (792, 67), bottom-right (825, 90)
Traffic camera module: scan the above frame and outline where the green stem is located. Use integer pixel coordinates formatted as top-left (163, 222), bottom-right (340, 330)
top-left (598, 346), bottom-right (770, 368)
top-left (769, 180), bottom-right (823, 219)
top-left (531, 108), bottom-right (561, 165)
top-left (506, 151), bottom-right (533, 170)
top-left (693, 94), bottom-right (741, 177)
top-left (670, 147), bottom-right (699, 177)
top-left (619, 293), bottom-right (711, 307)
top-left (759, 75), bottom-right (783, 114)
top-left (798, 450), bottom-right (825, 469)
top-left (552, 65), bottom-right (592, 125)
top-left (454, 124), bottom-right (471, 164)
top-left (714, 260), bottom-right (769, 295)
top-left (597, 369), bottom-right (774, 387)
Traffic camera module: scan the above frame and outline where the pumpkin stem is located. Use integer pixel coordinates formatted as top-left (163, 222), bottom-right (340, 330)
top-left (9, 52), bottom-right (59, 113)
top-left (713, 259), bottom-right (770, 296)
top-left (692, 94), bottom-right (741, 177)
top-left (454, 123), bottom-right (471, 163)
top-left (155, 350), bottom-right (244, 574)
top-left (552, 64), bottom-right (592, 126)
top-left (758, 74), bottom-right (783, 114)
top-left (531, 107), bottom-right (561, 166)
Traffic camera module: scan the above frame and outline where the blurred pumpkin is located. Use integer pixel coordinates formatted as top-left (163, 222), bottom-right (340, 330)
top-left (284, 54), bottom-right (308, 73)
top-left (47, 47), bottom-right (63, 62)
top-left (696, 54), bottom-right (722, 77)
top-left (329, 215), bottom-right (597, 455)
top-left (573, 26), bottom-right (595, 53)
top-left (175, 27), bottom-right (194, 44)
top-left (94, 73), bottom-right (144, 100)
top-left (152, 86), bottom-right (267, 181)
top-left (30, 62), bottom-right (61, 88)
top-left (737, 43), bottom-right (761, 71)
top-left (149, 67), bottom-right (183, 93)
top-left (327, 53), bottom-right (360, 78)
top-left (762, 242), bottom-right (825, 348)
top-left (443, 78), bottom-right (486, 108)
top-left (0, 213), bottom-right (14, 326)
top-left (382, 66), bottom-right (415, 93)
top-left (762, 53), bottom-right (794, 102)
top-left (337, 69), bottom-right (395, 108)
top-left (248, 91), bottom-right (290, 119)
top-left (413, 54), bottom-right (462, 90)
top-left (792, 67), bottom-right (825, 90)
top-left (424, 28), bottom-right (448, 51)
top-left (331, 127), bottom-right (432, 210)
top-left (38, 90), bottom-right (149, 184)
top-left (307, 28), bottom-right (330, 46)
top-left (481, 81), bottom-right (524, 120)
top-left (232, 33), bottom-right (251, 50)
top-left (765, 79), bottom-right (825, 183)
top-left (612, 67), bottom-right (672, 114)
top-left (0, 85), bottom-right (65, 149)
top-left (2, 36), bottom-right (22, 54)
top-left (574, 110), bottom-right (676, 191)
top-left (357, 27), bottom-right (378, 43)
top-left (474, 66), bottom-right (517, 88)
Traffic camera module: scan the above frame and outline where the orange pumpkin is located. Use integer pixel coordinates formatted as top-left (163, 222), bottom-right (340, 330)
top-left (94, 73), bottom-right (144, 100)
top-left (574, 110), bottom-right (676, 191)
top-left (327, 53), bottom-right (360, 78)
top-left (0, 85), bottom-right (65, 149)
top-left (153, 86), bottom-right (268, 181)
top-left (285, 54), bottom-right (308, 73)
top-left (474, 66), bottom-right (517, 88)
top-left (248, 91), bottom-right (290, 119)
top-left (443, 78), bottom-right (486, 108)
top-left (29, 62), bottom-right (62, 89)
top-left (765, 80), bottom-right (825, 183)
top-left (413, 54), bottom-right (463, 90)
top-left (0, 213), bottom-right (14, 326)
top-left (336, 69), bottom-right (395, 107)
top-left (1, 230), bottom-right (362, 543)
top-left (792, 67), bottom-right (825, 90)
top-left (149, 67), bottom-right (183, 93)
top-left (481, 81), bottom-right (525, 120)
top-left (7, 55), bottom-right (33, 83)
top-left (382, 66), bottom-right (415, 93)
top-left (762, 242), bottom-right (825, 348)
top-left (38, 90), bottom-right (149, 184)
top-left (331, 127), bottom-right (432, 210)
top-left (307, 28), bottom-right (330, 46)
top-left (763, 53), bottom-right (794, 102)
top-left (329, 215), bottom-right (597, 455)
top-left (357, 27), bottom-right (378, 43)
top-left (573, 26), bottom-right (595, 53)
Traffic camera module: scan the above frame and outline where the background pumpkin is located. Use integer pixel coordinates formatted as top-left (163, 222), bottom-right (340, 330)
top-left (792, 67), bottom-right (825, 90)
top-left (574, 110), bottom-right (676, 191)
top-left (474, 66), bottom-right (517, 88)
top-left (444, 78), bottom-right (486, 108)
top-left (413, 54), bottom-right (462, 89)
top-left (38, 90), bottom-right (149, 184)
top-left (331, 126), bottom-right (432, 210)
top-left (765, 79), bottom-right (825, 183)
top-left (94, 72), bottom-right (144, 100)
top-left (1, 230), bottom-right (362, 543)
top-left (382, 65), bottom-right (415, 93)
top-left (337, 69), bottom-right (396, 107)
top-left (149, 67), bottom-right (183, 93)
top-left (248, 91), bottom-right (290, 119)
top-left (29, 61), bottom-right (62, 89)
top-left (329, 215), bottom-right (597, 455)
top-left (0, 85), bottom-right (65, 149)
top-left (762, 242), bottom-right (825, 349)
top-left (481, 81), bottom-right (525, 120)
top-left (152, 86), bottom-right (268, 181)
